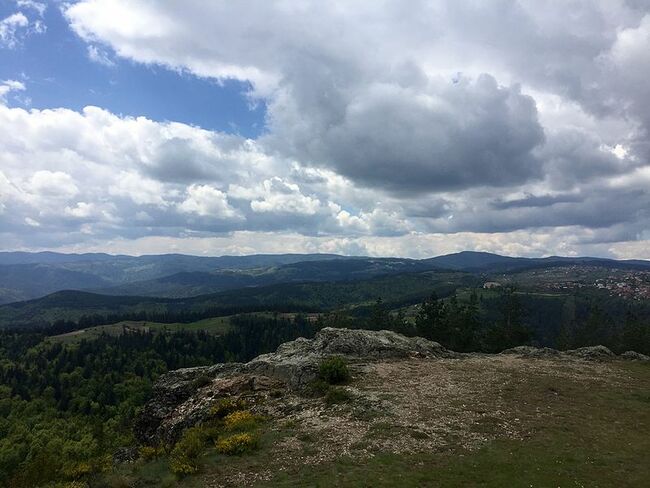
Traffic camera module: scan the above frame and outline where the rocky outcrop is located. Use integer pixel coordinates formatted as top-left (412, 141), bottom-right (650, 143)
top-left (565, 345), bottom-right (616, 361)
top-left (247, 327), bottom-right (454, 386)
top-left (134, 328), bottom-right (453, 445)
top-left (134, 327), bottom-right (648, 446)
top-left (502, 344), bottom-right (648, 362)
top-left (620, 350), bottom-right (650, 361)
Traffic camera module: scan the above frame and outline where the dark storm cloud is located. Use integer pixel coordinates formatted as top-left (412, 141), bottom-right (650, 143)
top-left (492, 193), bottom-right (584, 210)
top-left (268, 74), bottom-right (545, 193)
top-left (433, 187), bottom-right (650, 234)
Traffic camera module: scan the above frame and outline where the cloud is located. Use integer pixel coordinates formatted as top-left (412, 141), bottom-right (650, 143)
top-left (492, 193), bottom-right (583, 210)
top-left (0, 13), bottom-right (28, 48)
top-left (2, 0), bottom-right (650, 257)
top-left (0, 4), bottom-right (45, 49)
top-left (268, 74), bottom-right (545, 193)
top-left (15, 1), bottom-right (47, 17)
top-left (0, 79), bottom-right (25, 103)
top-left (87, 44), bottom-right (115, 67)
top-left (63, 1), bottom-right (650, 190)
top-left (42, 228), bottom-right (650, 261)
top-left (26, 170), bottom-right (79, 198)
top-left (108, 171), bottom-right (170, 207)
top-left (240, 178), bottom-right (320, 215)
top-left (178, 184), bottom-right (240, 219)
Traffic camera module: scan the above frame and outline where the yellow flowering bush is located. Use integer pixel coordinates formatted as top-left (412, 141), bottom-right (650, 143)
top-left (169, 457), bottom-right (199, 476)
top-left (223, 410), bottom-right (258, 431)
top-left (60, 462), bottom-right (92, 479)
top-left (215, 433), bottom-right (259, 455)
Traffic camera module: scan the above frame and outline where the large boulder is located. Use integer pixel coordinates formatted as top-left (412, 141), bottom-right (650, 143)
top-left (247, 327), bottom-right (453, 387)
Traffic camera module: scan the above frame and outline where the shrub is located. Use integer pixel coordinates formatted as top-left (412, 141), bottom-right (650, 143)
top-left (210, 397), bottom-right (248, 418)
top-left (60, 462), bottom-right (92, 479)
top-left (200, 421), bottom-right (222, 443)
top-left (223, 410), bottom-right (258, 431)
top-left (191, 374), bottom-right (213, 389)
top-left (139, 445), bottom-right (164, 461)
top-left (52, 482), bottom-right (88, 488)
top-left (215, 433), bottom-right (259, 455)
top-left (169, 426), bottom-right (206, 476)
top-left (169, 457), bottom-right (198, 477)
top-left (306, 379), bottom-right (331, 397)
top-left (325, 387), bottom-right (353, 405)
top-left (319, 356), bottom-right (351, 385)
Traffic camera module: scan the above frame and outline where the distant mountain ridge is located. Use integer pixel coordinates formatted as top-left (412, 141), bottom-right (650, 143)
top-left (0, 252), bottom-right (350, 304)
top-left (424, 251), bottom-right (650, 272)
top-left (0, 250), bottom-right (648, 305)
top-left (0, 251), bottom-right (346, 267)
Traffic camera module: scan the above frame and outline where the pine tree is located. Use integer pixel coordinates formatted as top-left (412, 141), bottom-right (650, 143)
top-left (415, 292), bottom-right (447, 342)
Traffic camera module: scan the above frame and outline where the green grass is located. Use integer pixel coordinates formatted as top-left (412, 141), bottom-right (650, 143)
top-left (102, 361), bottom-right (650, 487)
top-left (47, 316), bottom-right (232, 343)
top-left (256, 362), bottom-right (650, 488)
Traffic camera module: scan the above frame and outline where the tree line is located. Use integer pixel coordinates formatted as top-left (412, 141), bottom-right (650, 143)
top-left (317, 288), bottom-right (650, 354)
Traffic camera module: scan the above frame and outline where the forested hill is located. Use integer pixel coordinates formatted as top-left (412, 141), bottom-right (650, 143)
top-left (95, 257), bottom-right (440, 298)
top-left (0, 270), bottom-right (475, 329)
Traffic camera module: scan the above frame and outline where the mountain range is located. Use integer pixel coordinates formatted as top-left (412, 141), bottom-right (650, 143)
top-left (1, 250), bottom-right (649, 306)
top-left (0, 250), bottom-right (649, 329)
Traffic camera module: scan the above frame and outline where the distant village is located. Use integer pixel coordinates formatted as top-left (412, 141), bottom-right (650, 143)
top-left (533, 267), bottom-right (650, 300)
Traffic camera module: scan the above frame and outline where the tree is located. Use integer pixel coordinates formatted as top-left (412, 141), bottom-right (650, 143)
top-left (369, 298), bottom-right (390, 330)
top-left (454, 290), bottom-right (480, 352)
top-left (415, 292), bottom-right (447, 342)
top-left (620, 309), bottom-right (649, 354)
top-left (484, 288), bottom-right (531, 352)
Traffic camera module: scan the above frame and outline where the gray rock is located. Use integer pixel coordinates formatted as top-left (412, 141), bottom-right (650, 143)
top-left (619, 350), bottom-right (650, 361)
top-left (565, 345), bottom-right (616, 361)
top-left (248, 328), bottom-right (453, 387)
top-left (501, 345), bottom-right (630, 362)
top-left (113, 446), bottom-right (139, 464)
top-left (133, 363), bottom-right (243, 445)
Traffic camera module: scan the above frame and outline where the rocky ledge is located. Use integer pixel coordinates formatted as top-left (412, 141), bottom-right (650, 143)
top-left (501, 345), bottom-right (650, 361)
top-left (133, 328), bottom-right (647, 446)
top-left (134, 328), bottom-right (454, 445)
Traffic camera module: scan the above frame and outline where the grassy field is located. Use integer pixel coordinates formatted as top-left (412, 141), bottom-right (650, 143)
top-left (47, 316), bottom-right (233, 344)
top-left (108, 357), bottom-right (650, 487)
top-left (255, 361), bottom-right (650, 488)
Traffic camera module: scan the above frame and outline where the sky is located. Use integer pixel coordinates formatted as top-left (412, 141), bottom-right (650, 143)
top-left (0, 0), bottom-right (649, 259)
